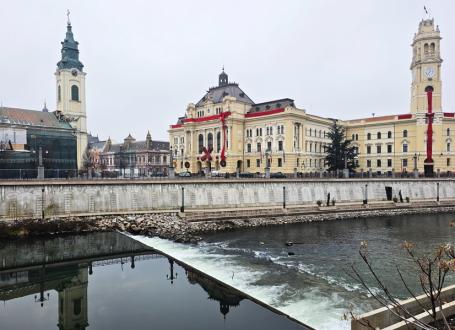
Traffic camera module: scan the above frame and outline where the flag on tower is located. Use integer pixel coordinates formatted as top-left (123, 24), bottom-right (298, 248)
top-left (424, 6), bottom-right (428, 14)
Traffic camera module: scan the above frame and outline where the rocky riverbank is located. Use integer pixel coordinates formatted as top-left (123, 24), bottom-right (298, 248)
top-left (1, 206), bottom-right (455, 243)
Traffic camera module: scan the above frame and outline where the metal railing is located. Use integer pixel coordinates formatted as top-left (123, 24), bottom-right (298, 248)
top-left (1, 168), bottom-right (454, 181)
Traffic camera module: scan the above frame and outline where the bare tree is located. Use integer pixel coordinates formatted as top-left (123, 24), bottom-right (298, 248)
top-left (349, 240), bottom-right (455, 330)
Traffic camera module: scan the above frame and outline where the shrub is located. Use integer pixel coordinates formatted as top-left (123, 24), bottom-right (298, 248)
top-left (316, 200), bottom-right (322, 206)
top-left (405, 196), bottom-right (410, 203)
top-left (392, 196), bottom-right (398, 203)
top-left (332, 199), bottom-right (336, 206)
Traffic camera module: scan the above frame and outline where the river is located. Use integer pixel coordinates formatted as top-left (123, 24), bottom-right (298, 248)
top-left (134, 213), bottom-right (455, 329)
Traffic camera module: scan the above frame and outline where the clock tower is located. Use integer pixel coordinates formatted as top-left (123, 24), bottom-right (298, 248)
top-left (56, 14), bottom-right (87, 169)
top-left (410, 18), bottom-right (443, 113)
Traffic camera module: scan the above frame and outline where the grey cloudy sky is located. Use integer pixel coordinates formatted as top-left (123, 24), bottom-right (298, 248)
top-left (1, 0), bottom-right (454, 142)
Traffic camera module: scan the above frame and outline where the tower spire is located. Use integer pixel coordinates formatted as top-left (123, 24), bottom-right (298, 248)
top-left (57, 12), bottom-right (83, 71)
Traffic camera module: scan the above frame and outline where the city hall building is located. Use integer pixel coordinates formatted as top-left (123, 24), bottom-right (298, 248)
top-left (169, 18), bottom-right (455, 176)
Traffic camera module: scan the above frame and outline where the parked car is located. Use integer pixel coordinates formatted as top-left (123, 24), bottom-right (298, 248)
top-left (270, 172), bottom-right (286, 178)
top-left (239, 172), bottom-right (254, 178)
top-left (210, 170), bottom-right (222, 177)
top-left (178, 171), bottom-right (191, 177)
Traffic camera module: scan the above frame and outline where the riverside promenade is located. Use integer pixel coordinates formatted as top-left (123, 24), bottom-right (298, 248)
top-left (1, 178), bottom-right (455, 220)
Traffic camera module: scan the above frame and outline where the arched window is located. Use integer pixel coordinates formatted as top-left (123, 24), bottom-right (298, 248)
top-left (198, 134), bottom-right (204, 153)
top-left (447, 142), bottom-right (451, 152)
top-left (216, 132), bottom-right (221, 152)
top-left (58, 85), bottom-right (61, 102)
top-left (355, 134), bottom-right (359, 140)
top-left (424, 43), bottom-right (429, 54)
top-left (367, 133), bottom-right (371, 140)
top-left (403, 130), bottom-right (408, 138)
top-left (71, 85), bottom-right (79, 101)
top-left (377, 132), bottom-right (381, 140)
top-left (387, 131), bottom-right (392, 139)
top-left (430, 43), bottom-right (435, 54)
top-left (207, 133), bottom-right (213, 150)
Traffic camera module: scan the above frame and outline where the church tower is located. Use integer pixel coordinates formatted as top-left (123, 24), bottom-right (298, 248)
top-left (410, 18), bottom-right (443, 113)
top-left (56, 13), bottom-right (88, 169)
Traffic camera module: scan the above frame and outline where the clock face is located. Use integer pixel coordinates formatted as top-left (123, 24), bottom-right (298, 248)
top-left (424, 67), bottom-right (435, 79)
top-left (71, 69), bottom-right (78, 77)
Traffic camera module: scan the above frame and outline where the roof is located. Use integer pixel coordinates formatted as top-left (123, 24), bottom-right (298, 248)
top-left (0, 107), bottom-right (74, 130)
top-left (90, 141), bottom-right (107, 151)
top-left (248, 98), bottom-right (295, 114)
top-left (105, 140), bottom-right (169, 153)
top-left (196, 83), bottom-right (254, 107)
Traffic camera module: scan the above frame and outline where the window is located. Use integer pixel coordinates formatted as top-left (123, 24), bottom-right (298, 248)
top-left (388, 131), bottom-right (392, 139)
top-left (377, 145), bottom-right (381, 154)
top-left (367, 160), bottom-right (371, 167)
top-left (198, 134), bottom-right (204, 153)
top-left (270, 127), bottom-right (273, 135)
top-left (352, 134), bottom-right (355, 141)
top-left (403, 130), bottom-right (408, 138)
top-left (377, 132), bottom-right (381, 140)
top-left (71, 85), bottom-right (79, 101)
top-left (216, 132), bottom-right (221, 152)
top-left (256, 159), bottom-right (260, 167)
top-left (447, 158), bottom-right (451, 166)
top-left (247, 143), bottom-right (251, 153)
top-left (247, 159), bottom-right (251, 167)
top-left (207, 133), bottom-right (213, 150)
top-left (387, 145), bottom-right (392, 153)
top-left (257, 143), bottom-right (261, 152)
top-left (367, 133), bottom-right (371, 140)
top-left (403, 144), bottom-right (408, 153)
top-left (278, 158), bottom-right (282, 167)
top-left (266, 127), bottom-right (270, 135)
top-left (58, 85), bottom-right (61, 102)
top-left (267, 141), bottom-right (272, 151)
top-left (447, 128), bottom-right (451, 136)
top-left (387, 159), bottom-right (392, 167)
top-left (367, 146), bottom-right (371, 154)
top-left (355, 134), bottom-right (359, 140)
top-left (278, 141), bottom-right (283, 151)
top-left (73, 298), bottom-right (82, 316)
top-left (319, 130), bottom-right (322, 138)
top-left (309, 128), bottom-right (312, 136)
top-left (403, 159), bottom-right (408, 167)
top-left (377, 159), bottom-right (382, 167)
top-left (447, 143), bottom-right (451, 152)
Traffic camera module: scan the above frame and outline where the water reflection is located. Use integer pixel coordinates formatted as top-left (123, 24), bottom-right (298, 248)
top-left (0, 233), bottom-right (306, 330)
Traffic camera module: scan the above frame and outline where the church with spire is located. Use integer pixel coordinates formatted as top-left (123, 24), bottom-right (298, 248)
top-left (0, 14), bottom-right (89, 178)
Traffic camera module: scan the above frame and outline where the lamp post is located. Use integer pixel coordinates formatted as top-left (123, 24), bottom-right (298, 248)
top-left (168, 146), bottom-right (175, 178)
top-left (413, 153), bottom-right (419, 178)
top-left (265, 148), bottom-right (271, 179)
top-left (166, 258), bottom-right (178, 284)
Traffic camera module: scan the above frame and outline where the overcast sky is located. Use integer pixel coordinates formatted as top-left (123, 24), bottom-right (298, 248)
top-left (1, 1), bottom-right (454, 142)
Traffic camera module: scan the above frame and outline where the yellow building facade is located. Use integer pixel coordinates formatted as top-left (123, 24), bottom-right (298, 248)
top-left (169, 18), bottom-right (455, 176)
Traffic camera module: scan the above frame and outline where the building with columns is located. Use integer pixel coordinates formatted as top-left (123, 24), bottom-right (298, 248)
top-left (169, 18), bottom-right (455, 176)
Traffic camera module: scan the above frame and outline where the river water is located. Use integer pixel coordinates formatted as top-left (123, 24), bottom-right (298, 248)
top-left (134, 213), bottom-right (455, 330)
top-left (0, 232), bottom-right (305, 330)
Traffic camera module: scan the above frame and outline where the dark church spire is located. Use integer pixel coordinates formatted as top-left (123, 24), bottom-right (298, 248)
top-left (57, 11), bottom-right (84, 71)
top-left (218, 67), bottom-right (228, 87)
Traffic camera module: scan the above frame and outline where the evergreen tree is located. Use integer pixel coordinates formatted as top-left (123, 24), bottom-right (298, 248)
top-left (325, 120), bottom-right (357, 173)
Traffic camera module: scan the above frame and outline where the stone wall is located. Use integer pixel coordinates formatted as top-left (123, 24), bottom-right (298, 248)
top-left (0, 179), bottom-right (453, 219)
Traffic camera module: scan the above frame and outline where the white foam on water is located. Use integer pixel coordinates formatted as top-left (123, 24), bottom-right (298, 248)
top-left (130, 235), bottom-right (357, 329)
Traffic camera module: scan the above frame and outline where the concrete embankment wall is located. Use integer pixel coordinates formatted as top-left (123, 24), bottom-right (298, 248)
top-left (0, 179), bottom-right (453, 219)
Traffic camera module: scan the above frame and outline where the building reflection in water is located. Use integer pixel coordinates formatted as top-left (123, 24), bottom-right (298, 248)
top-left (0, 234), bottom-right (251, 329)
top-left (184, 263), bottom-right (243, 320)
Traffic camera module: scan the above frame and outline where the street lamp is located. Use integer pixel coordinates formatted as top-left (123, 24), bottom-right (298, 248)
top-left (264, 148), bottom-right (271, 179)
top-left (413, 153), bottom-right (419, 178)
top-left (168, 146), bottom-right (175, 178)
